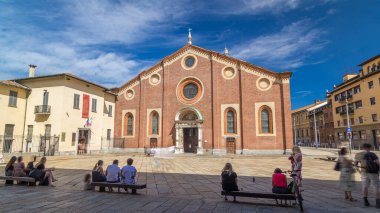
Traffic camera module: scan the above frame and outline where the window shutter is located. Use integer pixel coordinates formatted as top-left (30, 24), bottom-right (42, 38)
top-left (82, 94), bottom-right (90, 118)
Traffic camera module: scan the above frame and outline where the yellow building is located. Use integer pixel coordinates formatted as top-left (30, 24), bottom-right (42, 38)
top-left (291, 101), bottom-right (322, 145)
top-left (329, 54), bottom-right (380, 149)
top-left (1, 65), bottom-right (117, 155)
top-left (0, 80), bottom-right (30, 153)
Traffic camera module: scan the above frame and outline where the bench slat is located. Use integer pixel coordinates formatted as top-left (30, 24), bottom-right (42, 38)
top-left (0, 176), bottom-right (36, 182)
top-left (221, 191), bottom-right (296, 200)
top-left (91, 182), bottom-right (146, 189)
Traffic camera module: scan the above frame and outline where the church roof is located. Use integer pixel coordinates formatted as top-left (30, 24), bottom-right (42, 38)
top-left (117, 44), bottom-right (292, 93)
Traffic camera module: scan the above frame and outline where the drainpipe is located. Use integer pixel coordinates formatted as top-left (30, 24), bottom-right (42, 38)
top-left (237, 62), bottom-right (244, 154)
top-left (210, 54), bottom-right (215, 155)
top-left (21, 89), bottom-right (30, 153)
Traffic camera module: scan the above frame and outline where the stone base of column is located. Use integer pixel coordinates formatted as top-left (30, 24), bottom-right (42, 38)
top-left (197, 147), bottom-right (204, 154)
top-left (175, 147), bottom-right (184, 154)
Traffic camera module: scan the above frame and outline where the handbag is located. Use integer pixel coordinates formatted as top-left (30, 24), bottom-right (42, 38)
top-left (29, 168), bottom-right (43, 179)
top-left (334, 161), bottom-right (341, 171)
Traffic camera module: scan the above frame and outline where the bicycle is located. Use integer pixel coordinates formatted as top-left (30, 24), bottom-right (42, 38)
top-left (282, 169), bottom-right (303, 212)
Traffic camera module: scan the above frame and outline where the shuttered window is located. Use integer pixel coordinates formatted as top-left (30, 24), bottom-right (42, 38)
top-left (8, 91), bottom-right (17, 107)
top-left (73, 94), bottom-right (80, 109)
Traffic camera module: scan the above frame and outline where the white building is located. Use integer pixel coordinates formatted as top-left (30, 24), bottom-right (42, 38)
top-left (1, 65), bottom-right (116, 155)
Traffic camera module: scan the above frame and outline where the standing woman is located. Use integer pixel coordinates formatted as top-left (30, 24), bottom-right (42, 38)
top-left (5, 156), bottom-right (17, 176)
top-left (339, 147), bottom-right (356, 201)
top-left (289, 146), bottom-right (303, 186)
top-left (221, 163), bottom-right (239, 192)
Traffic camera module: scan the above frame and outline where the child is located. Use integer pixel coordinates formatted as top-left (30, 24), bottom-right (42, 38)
top-left (84, 173), bottom-right (93, 190)
top-left (272, 168), bottom-right (289, 194)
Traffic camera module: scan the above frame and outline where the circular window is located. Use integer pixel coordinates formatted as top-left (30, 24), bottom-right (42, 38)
top-left (185, 56), bottom-right (195, 68)
top-left (183, 83), bottom-right (198, 99)
top-left (149, 73), bottom-right (161, 85)
top-left (177, 77), bottom-right (204, 105)
top-left (256, 77), bottom-right (272, 91)
top-left (181, 54), bottom-right (198, 70)
top-left (222, 67), bottom-right (236, 80)
top-left (124, 89), bottom-right (135, 100)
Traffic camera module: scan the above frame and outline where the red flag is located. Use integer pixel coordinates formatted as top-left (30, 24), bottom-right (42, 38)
top-left (82, 94), bottom-right (90, 118)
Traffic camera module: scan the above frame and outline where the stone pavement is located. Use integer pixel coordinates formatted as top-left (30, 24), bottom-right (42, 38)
top-left (0, 151), bottom-right (379, 213)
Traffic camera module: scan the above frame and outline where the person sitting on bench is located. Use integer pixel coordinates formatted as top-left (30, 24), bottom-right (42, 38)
top-left (221, 163), bottom-right (239, 192)
top-left (29, 157), bottom-right (57, 187)
top-left (272, 168), bottom-right (289, 194)
top-left (106, 160), bottom-right (120, 183)
top-left (121, 158), bottom-right (137, 186)
top-left (92, 160), bottom-right (106, 182)
top-left (13, 156), bottom-right (26, 177)
top-left (26, 156), bottom-right (37, 176)
top-left (5, 156), bottom-right (17, 176)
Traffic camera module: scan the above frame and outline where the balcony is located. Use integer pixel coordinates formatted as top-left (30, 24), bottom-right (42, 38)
top-left (340, 108), bottom-right (354, 115)
top-left (34, 105), bottom-right (51, 114)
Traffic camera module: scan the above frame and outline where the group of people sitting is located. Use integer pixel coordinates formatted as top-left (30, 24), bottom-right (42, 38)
top-left (221, 163), bottom-right (293, 194)
top-left (86, 158), bottom-right (137, 191)
top-left (221, 147), bottom-right (303, 194)
top-left (4, 155), bottom-right (57, 187)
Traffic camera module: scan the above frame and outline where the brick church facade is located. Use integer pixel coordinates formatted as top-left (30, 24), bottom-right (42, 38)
top-left (114, 37), bottom-right (293, 154)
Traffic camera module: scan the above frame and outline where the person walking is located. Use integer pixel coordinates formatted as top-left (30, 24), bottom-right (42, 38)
top-left (354, 143), bottom-right (380, 208)
top-left (338, 147), bottom-right (355, 201)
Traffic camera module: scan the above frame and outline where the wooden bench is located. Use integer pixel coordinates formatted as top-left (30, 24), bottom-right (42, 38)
top-left (0, 176), bottom-right (36, 186)
top-left (91, 182), bottom-right (146, 194)
top-left (221, 191), bottom-right (303, 212)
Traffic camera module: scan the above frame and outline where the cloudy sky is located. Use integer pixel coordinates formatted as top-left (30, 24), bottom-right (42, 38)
top-left (0, 0), bottom-right (379, 109)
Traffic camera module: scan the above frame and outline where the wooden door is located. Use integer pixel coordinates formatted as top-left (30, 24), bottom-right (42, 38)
top-left (226, 137), bottom-right (236, 154)
top-left (184, 128), bottom-right (198, 153)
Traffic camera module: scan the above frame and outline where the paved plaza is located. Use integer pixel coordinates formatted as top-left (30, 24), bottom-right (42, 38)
top-left (0, 148), bottom-right (379, 213)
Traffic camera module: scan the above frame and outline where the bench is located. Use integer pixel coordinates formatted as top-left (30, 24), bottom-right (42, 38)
top-left (221, 191), bottom-right (303, 212)
top-left (0, 176), bottom-right (36, 186)
top-left (91, 182), bottom-right (146, 194)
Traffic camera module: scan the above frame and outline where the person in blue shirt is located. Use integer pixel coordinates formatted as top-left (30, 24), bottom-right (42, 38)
top-left (121, 158), bottom-right (137, 187)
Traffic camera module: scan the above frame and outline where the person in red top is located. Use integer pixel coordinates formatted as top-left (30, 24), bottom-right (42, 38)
top-left (272, 168), bottom-right (289, 194)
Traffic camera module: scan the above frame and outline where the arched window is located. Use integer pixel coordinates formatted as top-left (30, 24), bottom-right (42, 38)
top-left (124, 113), bottom-right (133, 136)
top-left (151, 111), bottom-right (159, 135)
top-left (372, 64), bottom-right (376, 72)
top-left (377, 61), bottom-right (380, 70)
top-left (259, 106), bottom-right (273, 134)
top-left (225, 108), bottom-right (237, 134)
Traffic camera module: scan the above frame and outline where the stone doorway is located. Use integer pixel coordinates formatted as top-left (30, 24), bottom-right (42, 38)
top-left (175, 107), bottom-right (204, 154)
top-left (184, 128), bottom-right (198, 153)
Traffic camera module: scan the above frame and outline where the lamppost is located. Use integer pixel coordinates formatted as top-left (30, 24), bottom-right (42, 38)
top-left (293, 116), bottom-right (297, 145)
top-left (344, 97), bottom-right (353, 153)
top-left (313, 109), bottom-right (319, 148)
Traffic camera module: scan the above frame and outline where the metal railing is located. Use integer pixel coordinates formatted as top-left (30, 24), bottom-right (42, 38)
top-left (34, 105), bottom-right (51, 114)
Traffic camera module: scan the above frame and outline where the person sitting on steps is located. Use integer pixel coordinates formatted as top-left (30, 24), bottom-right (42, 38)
top-left (221, 163), bottom-right (239, 194)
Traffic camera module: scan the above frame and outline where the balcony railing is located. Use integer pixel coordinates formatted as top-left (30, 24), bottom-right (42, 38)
top-left (34, 105), bottom-right (51, 114)
top-left (340, 108), bottom-right (354, 115)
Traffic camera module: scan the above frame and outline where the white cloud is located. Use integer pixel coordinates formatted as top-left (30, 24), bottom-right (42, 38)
top-left (231, 20), bottom-right (328, 69)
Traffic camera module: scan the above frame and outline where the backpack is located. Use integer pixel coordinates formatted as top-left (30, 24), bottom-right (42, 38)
top-left (364, 152), bottom-right (379, 173)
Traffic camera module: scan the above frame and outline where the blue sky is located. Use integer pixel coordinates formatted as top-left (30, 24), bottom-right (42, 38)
top-left (0, 0), bottom-right (379, 109)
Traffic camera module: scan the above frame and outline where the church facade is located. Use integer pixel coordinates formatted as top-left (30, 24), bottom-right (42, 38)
top-left (114, 39), bottom-right (293, 155)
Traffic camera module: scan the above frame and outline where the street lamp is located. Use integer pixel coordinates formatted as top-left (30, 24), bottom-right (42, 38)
top-left (313, 109), bottom-right (319, 148)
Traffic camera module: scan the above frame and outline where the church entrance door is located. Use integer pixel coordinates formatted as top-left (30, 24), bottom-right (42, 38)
top-left (184, 128), bottom-right (198, 153)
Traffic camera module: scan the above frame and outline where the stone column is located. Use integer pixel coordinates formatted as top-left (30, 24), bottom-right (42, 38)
top-left (175, 125), bottom-right (184, 154)
top-left (197, 125), bottom-right (204, 154)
